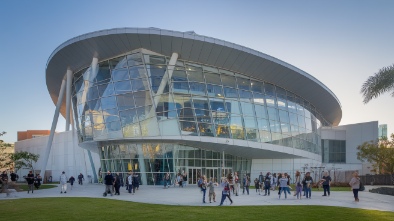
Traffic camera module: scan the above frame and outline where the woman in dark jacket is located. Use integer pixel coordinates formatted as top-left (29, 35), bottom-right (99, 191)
top-left (114, 173), bottom-right (121, 195)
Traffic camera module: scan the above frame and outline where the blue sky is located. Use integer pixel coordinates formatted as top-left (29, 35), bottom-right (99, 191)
top-left (1, 0), bottom-right (393, 143)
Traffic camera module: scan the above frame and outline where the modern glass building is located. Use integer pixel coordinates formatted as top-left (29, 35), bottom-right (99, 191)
top-left (45, 28), bottom-right (342, 185)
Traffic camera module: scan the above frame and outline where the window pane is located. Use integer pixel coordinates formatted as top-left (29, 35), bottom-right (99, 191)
top-left (204, 72), bottom-right (221, 85)
top-left (172, 69), bottom-right (188, 82)
top-left (129, 66), bottom-right (147, 79)
top-left (186, 65), bottom-right (204, 82)
top-left (250, 81), bottom-right (264, 93)
top-left (267, 107), bottom-right (279, 121)
top-left (241, 102), bottom-right (254, 116)
top-left (257, 118), bottom-right (269, 130)
top-left (189, 82), bottom-right (206, 95)
top-left (221, 75), bottom-right (237, 88)
top-left (279, 110), bottom-right (289, 123)
top-left (103, 108), bottom-right (119, 123)
top-left (198, 123), bottom-right (214, 136)
top-left (254, 104), bottom-right (267, 119)
top-left (120, 109), bottom-right (138, 125)
top-left (112, 69), bottom-right (129, 82)
top-left (109, 56), bottom-right (127, 69)
top-left (126, 53), bottom-right (144, 67)
top-left (265, 95), bottom-right (276, 107)
top-left (98, 83), bottom-right (114, 97)
top-left (206, 84), bottom-right (223, 97)
top-left (132, 79), bottom-right (149, 92)
top-left (243, 116), bottom-right (257, 128)
top-left (87, 86), bottom-right (99, 101)
top-left (192, 97), bottom-right (209, 110)
top-left (239, 90), bottom-right (252, 102)
top-left (253, 93), bottom-right (265, 104)
top-left (230, 114), bottom-right (243, 127)
top-left (172, 82), bottom-right (189, 94)
top-left (265, 83), bottom-right (276, 96)
top-left (114, 81), bottom-right (132, 95)
top-left (237, 78), bottom-right (250, 90)
top-left (116, 93), bottom-right (135, 110)
top-left (133, 91), bottom-right (152, 107)
top-left (224, 87), bottom-right (238, 99)
top-left (101, 96), bottom-right (117, 110)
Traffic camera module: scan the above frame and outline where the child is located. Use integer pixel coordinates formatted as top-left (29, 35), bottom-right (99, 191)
top-left (254, 178), bottom-right (259, 193)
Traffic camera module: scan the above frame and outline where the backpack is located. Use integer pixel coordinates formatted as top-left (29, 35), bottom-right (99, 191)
top-left (197, 179), bottom-right (202, 188)
top-left (359, 180), bottom-right (365, 191)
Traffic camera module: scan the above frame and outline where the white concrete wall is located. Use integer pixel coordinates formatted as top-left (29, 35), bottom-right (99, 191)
top-left (14, 130), bottom-right (100, 182)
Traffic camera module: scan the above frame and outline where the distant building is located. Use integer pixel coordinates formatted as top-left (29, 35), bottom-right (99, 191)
top-left (17, 130), bottom-right (50, 141)
top-left (378, 124), bottom-right (388, 139)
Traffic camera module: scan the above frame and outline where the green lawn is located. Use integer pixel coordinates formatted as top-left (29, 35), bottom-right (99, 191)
top-left (17, 184), bottom-right (58, 191)
top-left (1, 198), bottom-right (393, 221)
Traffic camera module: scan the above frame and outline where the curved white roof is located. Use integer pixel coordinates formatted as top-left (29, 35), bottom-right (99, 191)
top-left (46, 27), bottom-right (342, 125)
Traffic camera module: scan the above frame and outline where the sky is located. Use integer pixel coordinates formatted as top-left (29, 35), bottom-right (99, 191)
top-left (0, 0), bottom-right (393, 143)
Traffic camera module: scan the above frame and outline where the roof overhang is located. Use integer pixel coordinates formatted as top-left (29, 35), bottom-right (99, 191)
top-left (46, 27), bottom-right (342, 125)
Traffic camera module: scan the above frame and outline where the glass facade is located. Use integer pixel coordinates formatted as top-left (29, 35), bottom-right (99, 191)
top-left (100, 143), bottom-right (250, 185)
top-left (71, 49), bottom-right (332, 183)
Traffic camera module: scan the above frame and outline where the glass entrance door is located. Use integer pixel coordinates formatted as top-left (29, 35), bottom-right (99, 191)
top-left (188, 168), bottom-right (202, 185)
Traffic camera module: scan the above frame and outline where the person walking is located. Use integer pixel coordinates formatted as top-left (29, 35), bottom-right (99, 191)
top-left (258, 172), bottom-right (264, 195)
top-left (263, 172), bottom-right (271, 196)
top-left (294, 171), bottom-right (302, 199)
top-left (26, 171), bottom-right (34, 194)
top-left (10, 171), bottom-right (18, 183)
top-left (59, 171), bottom-right (68, 194)
top-left (244, 175), bottom-right (250, 195)
top-left (201, 175), bottom-right (207, 203)
top-left (349, 171), bottom-right (360, 202)
top-left (69, 176), bottom-right (75, 190)
top-left (132, 173), bottom-right (139, 193)
top-left (303, 172), bottom-right (313, 199)
top-left (127, 173), bottom-right (133, 194)
top-left (278, 174), bottom-right (289, 199)
top-left (114, 173), bottom-right (121, 195)
top-left (218, 177), bottom-right (233, 206)
top-left (233, 172), bottom-right (240, 196)
top-left (78, 173), bottom-right (84, 185)
top-left (207, 177), bottom-right (216, 203)
top-left (34, 173), bottom-right (42, 190)
top-left (321, 171), bottom-right (332, 196)
top-left (271, 173), bottom-right (277, 191)
top-left (104, 171), bottom-right (114, 196)
top-left (254, 178), bottom-right (259, 193)
top-left (164, 172), bottom-right (171, 189)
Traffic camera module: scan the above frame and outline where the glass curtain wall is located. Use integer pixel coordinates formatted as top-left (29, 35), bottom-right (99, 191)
top-left (99, 143), bottom-right (251, 185)
top-left (72, 50), bottom-right (330, 156)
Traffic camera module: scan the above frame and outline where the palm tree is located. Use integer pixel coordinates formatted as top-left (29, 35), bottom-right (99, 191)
top-left (361, 64), bottom-right (394, 104)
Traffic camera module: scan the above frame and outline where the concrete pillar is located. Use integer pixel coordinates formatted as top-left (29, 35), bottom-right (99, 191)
top-left (65, 69), bottom-right (73, 131)
top-left (40, 78), bottom-right (67, 179)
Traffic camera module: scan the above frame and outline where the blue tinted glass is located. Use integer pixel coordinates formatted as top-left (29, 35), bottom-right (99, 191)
top-left (267, 107), bottom-right (279, 121)
top-left (279, 110), bottom-right (289, 123)
top-left (103, 108), bottom-right (119, 123)
top-left (204, 72), bottom-right (221, 85)
top-left (254, 104), bottom-right (267, 119)
top-left (172, 70), bottom-right (188, 82)
top-left (114, 81), bottom-right (132, 95)
top-left (189, 82), bottom-right (206, 95)
top-left (265, 96), bottom-right (276, 107)
top-left (132, 79), bottom-right (149, 92)
top-left (192, 98), bottom-right (209, 110)
top-left (250, 81), bottom-right (264, 93)
top-left (253, 93), bottom-right (265, 104)
top-left (112, 69), bottom-right (129, 82)
top-left (206, 84), bottom-right (223, 97)
top-left (101, 96), bottom-right (117, 110)
top-left (265, 83), bottom-right (276, 96)
top-left (129, 66), bottom-right (147, 79)
top-left (172, 82), bottom-right (189, 94)
top-left (237, 78), bottom-right (250, 90)
top-left (257, 118), bottom-right (269, 130)
top-left (221, 75), bottom-right (237, 88)
top-left (239, 90), bottom-right (252, 102)
top-left (241, 102), bottom-right (254, 116)
top-left (120, 109), bottom-right (138, 125)
top-left (148, 66), bottom-right (166, 78)
top-left (98, 83), bottom-right (114, 97)
top-left (133, 91), bottom-right (152, 107)
top-left (116, 93), bottom-right (135, 110)
top-left (227, 100), bottom-right (240, 114)
top-left (243, 116), bottom-right (257, 128)
top-left (87, 86), bottom-right (99, 101)
top-left (224, 87), bottom-right (238, 99)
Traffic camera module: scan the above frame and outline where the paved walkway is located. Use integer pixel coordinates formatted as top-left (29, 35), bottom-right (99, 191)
top-left (1, 184), bottom-right (393, 212)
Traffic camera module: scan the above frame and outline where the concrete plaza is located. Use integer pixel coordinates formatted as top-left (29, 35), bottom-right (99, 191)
top-left (1, 183), bottom-right (393, 212)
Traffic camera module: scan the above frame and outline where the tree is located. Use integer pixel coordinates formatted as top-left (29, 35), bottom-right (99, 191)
top-left (9, 151), bottom-right (40, 172)
top-left (361, 64), bottom-right (394, 104)
top-left (0, 131), bottom-right (13, 170)
top-left (357, 134), bottom-right (394, 174)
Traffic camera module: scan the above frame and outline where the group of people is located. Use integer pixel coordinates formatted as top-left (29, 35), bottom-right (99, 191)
top-left (103, 171), bottom-right (140, 196)
top-left (163, 171), bottom-right (188, 189)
